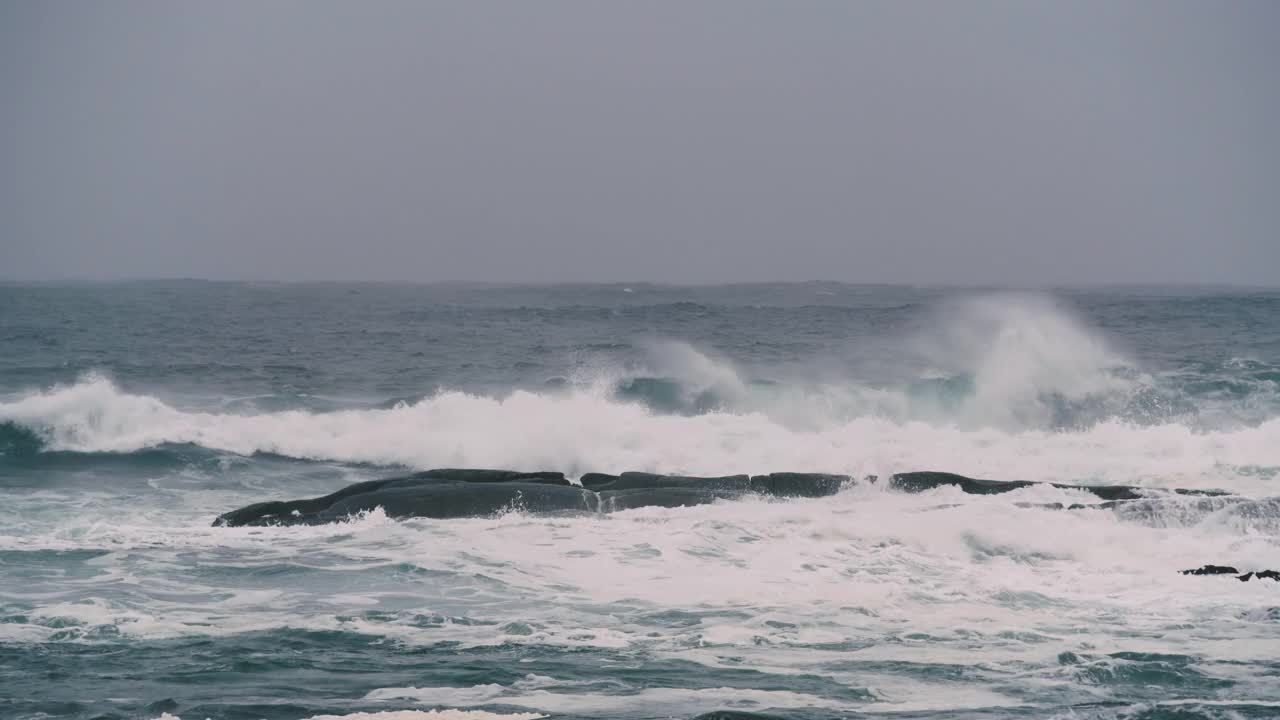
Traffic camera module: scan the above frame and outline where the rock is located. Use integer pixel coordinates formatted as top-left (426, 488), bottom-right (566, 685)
top-left (216, 469), bottom-right (851, 526)
top-left (1181, 565), bottom-right (1240, 576)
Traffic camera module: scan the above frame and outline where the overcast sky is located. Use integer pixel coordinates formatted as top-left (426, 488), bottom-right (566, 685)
top-left (2, 1), bottom-right (1277, 284)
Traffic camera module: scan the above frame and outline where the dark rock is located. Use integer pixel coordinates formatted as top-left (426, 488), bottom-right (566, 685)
top-left (580, 472), bottom-right (751, 493)
top-left (215, 468), bottom-right (1241, 527)
top-left (215, 469), bottom-right (583, 526)
top-left (1182, 565), bottom-right (1240, 576)
top-left (890, 471), bottom-right (1036, 495)
top-left (1180, 565), bottom-right (1279, 581)
top-left (752, 472), bottom-right (849, 497)
top-left (890, 471), bottom-right (1152, 501)
top-left (217, 469), bottom-right (851, 526)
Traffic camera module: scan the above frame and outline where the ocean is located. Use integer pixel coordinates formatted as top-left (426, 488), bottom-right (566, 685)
top-left (1, 281), bottom-right (1278, 720)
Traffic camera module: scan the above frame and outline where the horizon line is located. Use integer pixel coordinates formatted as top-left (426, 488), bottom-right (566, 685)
top-left (2, 276), bottom-right (1279, 291)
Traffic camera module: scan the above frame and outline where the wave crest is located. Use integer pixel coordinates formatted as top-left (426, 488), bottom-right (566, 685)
top-left (563, 295), bottom-right (1267, 431)
top-left (2, 374), bottom-right (1278, 492)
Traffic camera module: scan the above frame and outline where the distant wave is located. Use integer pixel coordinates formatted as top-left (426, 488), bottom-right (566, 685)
top-left (567, 296), bottom-right (1279, 429)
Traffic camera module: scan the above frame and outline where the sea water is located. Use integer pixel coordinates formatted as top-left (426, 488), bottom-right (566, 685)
top-left (1, 282), bottom-right (1278, 720)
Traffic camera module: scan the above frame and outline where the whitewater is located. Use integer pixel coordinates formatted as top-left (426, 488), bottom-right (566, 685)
top-left (1, 282), bottom-right (1278, 720)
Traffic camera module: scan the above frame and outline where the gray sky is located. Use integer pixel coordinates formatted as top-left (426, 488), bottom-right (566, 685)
top-left (2, 1), bottom-right (1277, 284)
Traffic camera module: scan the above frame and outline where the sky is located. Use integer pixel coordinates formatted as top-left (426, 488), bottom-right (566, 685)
top-left (2, 1), bottom-right (1277, 285)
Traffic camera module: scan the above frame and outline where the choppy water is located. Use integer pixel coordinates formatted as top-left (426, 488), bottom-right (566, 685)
top-left (1, 282), bottom-right (1278, 720)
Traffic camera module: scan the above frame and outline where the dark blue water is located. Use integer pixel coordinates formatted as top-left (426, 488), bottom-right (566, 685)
top-left (2, 282), bottom-right (1278, 720)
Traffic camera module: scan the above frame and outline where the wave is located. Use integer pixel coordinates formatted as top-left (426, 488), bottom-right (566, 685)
top-left (2, 294), bottom-right (1277, 490)
top-left (0, 420), bottom-right (42, 455)
top-left (2, 374), bottom-right (1279, 492)
top-left (568, 296), bottom-right (1278, 429)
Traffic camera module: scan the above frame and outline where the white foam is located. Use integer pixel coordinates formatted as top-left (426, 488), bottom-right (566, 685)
top-left (150, 712), bottom-right (544, 720)
top-left (366, 672), bottom-right (1026, 713)
top-left (8, 474), bottom-right (1278, 720)
top-left (3, 375), bottom-right (1278, 492)
top-left (367, 683), bottom-right (858, 714)
top-left (14, 479), bottom-right (1274, 646)
top-left (304, 707), bottom-right (545, 712)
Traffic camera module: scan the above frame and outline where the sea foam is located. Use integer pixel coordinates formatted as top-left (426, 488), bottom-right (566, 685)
top-left (2, 373), bottom-right (1278, 493)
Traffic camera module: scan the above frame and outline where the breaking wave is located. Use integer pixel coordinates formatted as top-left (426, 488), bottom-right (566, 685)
top-left (2, 294), bottom-right (1277, 493)
top-left (2, 374), bottom-right (1279, 493)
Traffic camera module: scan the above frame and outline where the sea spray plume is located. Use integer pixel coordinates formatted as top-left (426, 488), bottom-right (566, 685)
top-left (576, 295), bottom-right (1148, 429)
top-left (638, 339), bottom-right (749, 405)
top-left (569, 339), bottom-right (748, 414)
top-left (912, 293), bottom-right (1138, 429)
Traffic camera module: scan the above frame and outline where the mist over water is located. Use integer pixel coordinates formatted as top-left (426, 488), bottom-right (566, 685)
top-left (1, 283), bottom-right (1279, 720)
